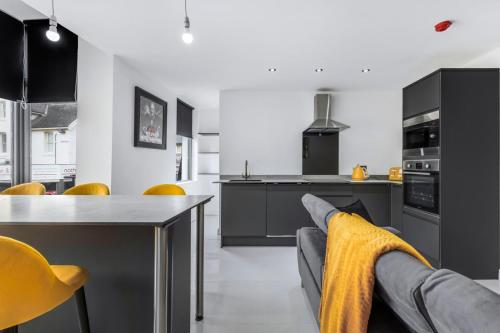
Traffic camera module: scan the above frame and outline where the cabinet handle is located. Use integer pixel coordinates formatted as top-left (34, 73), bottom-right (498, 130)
top-left (403, 171), bottom-right (431, 176)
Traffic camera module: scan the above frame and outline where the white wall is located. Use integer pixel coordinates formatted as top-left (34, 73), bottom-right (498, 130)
top-left (77, 39), bottom-right (203, 196)
top-left (198, 108), bottom-right (220, 134)
top-left (220, 90), bottom-right (401, 175)
top-left (462, 47), bottom-right (500, 67)
top-left (110, 57), bottom-right (177, 194)
top-left (76, 38), bottom-right (114, 185)
top-left (181, 107), bottom-right (221, 215)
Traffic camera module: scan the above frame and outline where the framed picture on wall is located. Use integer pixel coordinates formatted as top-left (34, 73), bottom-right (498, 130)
top-left (134, 86), bottom-right (168, 150)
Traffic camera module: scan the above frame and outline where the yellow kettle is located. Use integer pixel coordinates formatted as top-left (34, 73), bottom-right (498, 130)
top-left (352, 164), bottom-right (369, 181)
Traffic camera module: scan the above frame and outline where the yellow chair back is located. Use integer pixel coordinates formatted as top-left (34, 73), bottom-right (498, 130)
top-left (0, 183), bottom-right (46, 195)
top-left (64, 183), bottom-right (110, 195)
top-left (0, 236), bottom-right (88, 329)
top-left (143, 184), bottom-right (186, 196)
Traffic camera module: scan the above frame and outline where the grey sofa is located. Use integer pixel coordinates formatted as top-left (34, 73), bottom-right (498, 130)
top-left (297, 194), bottom-right (500, 333)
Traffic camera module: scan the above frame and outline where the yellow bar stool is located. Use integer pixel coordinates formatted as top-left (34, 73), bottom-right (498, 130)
top-left (0, 237), bottom-right (90, 333)
top-left (0, 183), bottom-right (46, 195)
top-left (64, 183), bottom-right (110, 196)
top-left (143, 184), bottom-right (186, 196)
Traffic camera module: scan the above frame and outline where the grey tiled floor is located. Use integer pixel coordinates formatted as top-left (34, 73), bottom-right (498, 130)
top-left (188, 216), bottom-right (500, 332)
top-left (190, 215), bottom-right (319, 333)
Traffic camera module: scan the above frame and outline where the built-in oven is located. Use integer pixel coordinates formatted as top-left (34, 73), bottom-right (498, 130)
top-left (403, 110), bottom-right (440, 158)
top-left (403, 159), bottom-right (440, 215)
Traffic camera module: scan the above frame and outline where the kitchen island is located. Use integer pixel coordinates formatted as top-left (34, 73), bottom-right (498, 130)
top-left (0, 195), bottom-right (212, 333)
top-left (218, 175), bottom-right (401, 246)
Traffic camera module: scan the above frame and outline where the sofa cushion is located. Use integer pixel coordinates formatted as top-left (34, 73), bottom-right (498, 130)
top-left (299, 227), bottom-right (327, 289)
top-left (302, 194), bottom-right (375, 234)
top-left (337, 199), bottom-right (373, 224)
top-left (375, 251), bottom-right (435, 333)
top-left (421, 269), bottom-right (500, 333)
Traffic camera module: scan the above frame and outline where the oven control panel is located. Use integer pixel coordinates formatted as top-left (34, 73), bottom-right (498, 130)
top-left (403, 159), bottom-right (440, 172)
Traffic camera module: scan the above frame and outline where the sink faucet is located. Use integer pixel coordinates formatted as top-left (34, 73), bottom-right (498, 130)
top-left (242, 160), bottom-right (250, 179)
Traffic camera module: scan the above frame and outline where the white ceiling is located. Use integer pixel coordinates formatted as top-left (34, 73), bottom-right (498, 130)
top-left (1, 0), bottom-right (43, 20)
top-left (12, 0), bottom-right (500, 109)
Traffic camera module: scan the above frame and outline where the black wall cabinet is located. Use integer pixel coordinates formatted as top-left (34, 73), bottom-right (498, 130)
top-left (403, 71), bottom-right (440, 119)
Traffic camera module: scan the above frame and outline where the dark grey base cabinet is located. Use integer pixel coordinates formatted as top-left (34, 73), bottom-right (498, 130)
top-left (221, 184), bottom-right (267, 237)
top-left (353, 185), bottom-right (390, 227)
top-left (390, 184), bottom-right (403, 231)
top-left (221, 182), bottom-right (394, 246)
top-left (402, 208), bottom-right (440, 268)
top-left (267, 185), bottom-right (314, 236)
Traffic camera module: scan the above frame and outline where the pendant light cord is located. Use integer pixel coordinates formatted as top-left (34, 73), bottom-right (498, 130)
top-left (51, 0), bottom-right (55, 16)
top-left (184, 0), bottom-right (188, 18)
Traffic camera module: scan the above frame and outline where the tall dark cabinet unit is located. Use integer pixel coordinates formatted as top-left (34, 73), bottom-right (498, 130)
top-left (403, 69), bottom-right (500, 279)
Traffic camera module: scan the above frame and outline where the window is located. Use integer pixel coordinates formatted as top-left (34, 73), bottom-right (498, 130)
top-left (176, 99), bottom-right (193, 182)
top-left (0, 133), bottom-right (6, 153)
top-left (44, 131), bottom-right (55, 153)
top-left (31, 103), bottom-right (77, 194)
top-left (0, 99), bottom-right (12, 192)
top-left (176, 135), bottom-right (192, 181)
top-left (0, 101), bottom-right (6, 119)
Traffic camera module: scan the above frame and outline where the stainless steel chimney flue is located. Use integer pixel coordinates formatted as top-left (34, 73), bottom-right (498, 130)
top-left (304, 94), bottom-right (350, 134)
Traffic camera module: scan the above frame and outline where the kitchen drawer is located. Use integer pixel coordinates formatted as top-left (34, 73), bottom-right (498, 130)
top-left (402, 211), bottom-right (439, 263)
top-left (310, 184), bottom-right (354, 207)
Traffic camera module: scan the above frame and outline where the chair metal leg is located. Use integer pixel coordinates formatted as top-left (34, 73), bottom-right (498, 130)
top-left (75, 287), bottom-right (91, 333)
top-left (2, 326), bottom-right (18, 333)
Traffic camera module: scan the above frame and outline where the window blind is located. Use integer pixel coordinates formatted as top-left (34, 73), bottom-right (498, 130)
top-left (176, 99), bottom-right (193, 138)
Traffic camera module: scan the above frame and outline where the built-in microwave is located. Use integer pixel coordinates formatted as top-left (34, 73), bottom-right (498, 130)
top-left (403, 159), bottom-right (440, 215)
top-left (403, 110), bottom-right (440, 158)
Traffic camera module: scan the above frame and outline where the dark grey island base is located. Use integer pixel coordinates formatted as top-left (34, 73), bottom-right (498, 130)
top-left (218, 175), bottom-right (402, 247)
top-left (0, 195), bottom-right (213, 333)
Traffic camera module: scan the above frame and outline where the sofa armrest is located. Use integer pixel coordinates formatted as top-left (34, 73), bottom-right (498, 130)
top-left (382, 226), bottom-right (401, 237)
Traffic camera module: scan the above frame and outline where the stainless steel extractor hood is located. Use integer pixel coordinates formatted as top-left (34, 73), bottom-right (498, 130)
top-left (303, 94), bottom-right (349, 134)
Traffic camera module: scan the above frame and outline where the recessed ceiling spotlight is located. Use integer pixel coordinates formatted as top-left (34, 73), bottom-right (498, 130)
top-left (268, 68), bottom-right (277, 72)
top-left (361, 68), bottom-right (371, 73)
top-left (315, 68), bottom-right (324, 72)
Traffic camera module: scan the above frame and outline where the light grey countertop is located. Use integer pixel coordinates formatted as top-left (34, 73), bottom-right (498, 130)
top-left (0, 195), bottom-right (213, 226)
top-left (216, 175), bottom-right (402, 185)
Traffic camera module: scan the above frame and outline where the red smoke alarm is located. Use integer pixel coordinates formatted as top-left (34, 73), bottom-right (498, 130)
top-left (435, 20), bottom-right (453, 32)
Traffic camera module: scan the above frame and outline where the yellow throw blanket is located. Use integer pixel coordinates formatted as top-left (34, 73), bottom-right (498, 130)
top-left (319, 213), bottom-right (431, 333)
